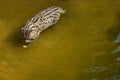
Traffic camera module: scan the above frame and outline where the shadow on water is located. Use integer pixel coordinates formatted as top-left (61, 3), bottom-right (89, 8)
top-left (106, 12), bottom-right (120, 42)
top-left (106, 26), bottom-right (120, 44)
top-left (6, 24), bottom-right (25, 48)
top-left (106, 12), bottom-right (120, 54)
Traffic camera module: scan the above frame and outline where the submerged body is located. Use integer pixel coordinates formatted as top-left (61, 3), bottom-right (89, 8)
top-left (21, 6), bottom-right (66, 48)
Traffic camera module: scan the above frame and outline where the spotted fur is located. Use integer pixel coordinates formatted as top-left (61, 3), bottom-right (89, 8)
top-left (21, 6), bottom-right (66, 44)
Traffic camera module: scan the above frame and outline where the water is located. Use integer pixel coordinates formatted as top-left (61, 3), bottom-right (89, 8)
top-left (0, 0), bottom-right (120, 80)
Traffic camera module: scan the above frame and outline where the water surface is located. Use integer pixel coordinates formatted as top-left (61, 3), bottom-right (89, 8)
top-left (0, 0), bottom-right (120, 80)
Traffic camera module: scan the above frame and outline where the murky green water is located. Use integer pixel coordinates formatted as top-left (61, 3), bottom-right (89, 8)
top-left (0, 0), bottom-right (120, 80)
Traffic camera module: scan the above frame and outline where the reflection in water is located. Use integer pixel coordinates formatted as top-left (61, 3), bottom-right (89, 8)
top-left (85, 66), bottom-right (108, 73)
top-left (91, 75), bottom-right (120, 80)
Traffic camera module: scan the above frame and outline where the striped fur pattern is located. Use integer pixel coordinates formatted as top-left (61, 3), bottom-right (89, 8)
top-left (21, 6), bottom-right (66, 44)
